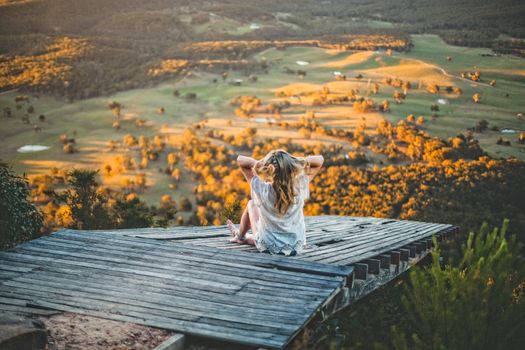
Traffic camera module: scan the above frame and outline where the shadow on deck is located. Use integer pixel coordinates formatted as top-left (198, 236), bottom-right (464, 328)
top-left (0, 216), bottom-right (457, 349)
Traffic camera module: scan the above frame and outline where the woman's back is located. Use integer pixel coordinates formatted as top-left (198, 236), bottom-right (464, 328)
top-left (226, 150), bottom-right (323, 255)
top-left (250, 173), bottom-right (310, 255)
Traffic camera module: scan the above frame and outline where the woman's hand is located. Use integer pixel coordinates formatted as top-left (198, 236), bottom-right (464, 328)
top-left (305, 155), bottom-right (324, 180)
top-left (237, 155), bottom-right (257, 181)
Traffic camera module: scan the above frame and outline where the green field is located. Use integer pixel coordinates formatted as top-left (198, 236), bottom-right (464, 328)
top-left (1, 34), bottom-right (524, 205)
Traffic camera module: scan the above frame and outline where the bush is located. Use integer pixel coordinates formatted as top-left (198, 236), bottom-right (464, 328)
top-left (220, 199), bottom-right (242, 224)
top-left (391, 220), bottom-right (525, 350)
top-left (112, 197), bottom-right (153, 229)
top-left (0, 162), bottom-right (43, 249)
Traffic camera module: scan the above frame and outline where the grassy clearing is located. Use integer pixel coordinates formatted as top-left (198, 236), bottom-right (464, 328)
top-left (1, 35), bottom-right (524, 205)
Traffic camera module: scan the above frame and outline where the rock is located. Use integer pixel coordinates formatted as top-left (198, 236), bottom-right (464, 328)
top-left (0, 313), bottom-right (47, 350)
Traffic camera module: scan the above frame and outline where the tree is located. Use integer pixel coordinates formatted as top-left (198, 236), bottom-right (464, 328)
top-left (112, 196), bottom-right (153, 229)
top-left (380, 100), bottom-right (390, 112)
top-left (391, 220), bottom-right (525, 350)
top-left (63, 143), bottom-right (76, 154)
top-left (475, 119), bottom-right (489, 132)
top-left (60, 170), bottom-right (112, 230)
top-left (519, 132), bottom-right (525, 144)
top-left (402, 81), bottom-right (411, 95)
top-left (393, 91), bottom-right (404, 103)
top-left (178, 197), bottom-right (193, 211)
top-left (108, 101), bottom-right (122, 118)
top-left (3, 107), bottom-right (12, 118)
top-left (0, 163), bottom-right (43, 249)
top-left (372, 83), bottom-right (379, 94)
top-left (167, 153), bottom-right (179, 168)
top-left (426, 84), bottom-right (440, 94)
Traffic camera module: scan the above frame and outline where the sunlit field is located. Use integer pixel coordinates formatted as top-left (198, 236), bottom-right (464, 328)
top-left (1, 34), bottom-right (524, 207)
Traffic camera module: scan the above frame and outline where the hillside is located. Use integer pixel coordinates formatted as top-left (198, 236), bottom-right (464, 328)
top-left (1, 0), bottom-right (525, 100)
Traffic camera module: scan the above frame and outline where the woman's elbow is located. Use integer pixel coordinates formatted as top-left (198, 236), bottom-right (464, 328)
top-left (236, 155), bottom-right (247, 167)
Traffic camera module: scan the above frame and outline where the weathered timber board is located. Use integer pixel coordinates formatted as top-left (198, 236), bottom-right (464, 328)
top-left (0, 216), bottom-right (455, 349)
top-left (103, 216), bottom-right (453, 266)
top-left (0, 229), bottom-right (350, 349)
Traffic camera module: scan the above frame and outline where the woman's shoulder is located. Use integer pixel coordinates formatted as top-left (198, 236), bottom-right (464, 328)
top-left (296, 172), bottom-right (309, 186)
top-left (251, 175), bottom-right (271, 193)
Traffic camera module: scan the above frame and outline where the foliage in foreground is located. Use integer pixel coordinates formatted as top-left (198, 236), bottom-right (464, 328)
top-left (54, 169), bottom-right (155, 230)
top-left (0, 162), bottom-right (43, 249)
top-left (306, 221), bottom-right (525, 350)
top-left (389, 220), bottom-right (525, 350)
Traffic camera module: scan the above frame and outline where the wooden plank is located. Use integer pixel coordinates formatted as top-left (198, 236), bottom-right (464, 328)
top-left (154, 334), bottom-right (185, 350)
top-left (300, 221), bottom-right (441, 260)
top-left (327, 224), bottom-right (450, 265)
top-left (17, 239), bottom-right (342, 288)
top-left (0, 281), bottom-right (302, 333)
top-left (51, 230), bottom-right (353, 278)
top-left (33, 236), bottom-right (343, 285)
top-left (0, 270), bottom-right (317, 312)
top-left (315, 224), bottom-right (446, 265)
top-left (3, 250), bottom-right (335, 296)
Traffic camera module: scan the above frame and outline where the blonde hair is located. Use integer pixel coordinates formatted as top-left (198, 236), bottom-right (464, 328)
top-left (253, 149), bottom-right (307, 215)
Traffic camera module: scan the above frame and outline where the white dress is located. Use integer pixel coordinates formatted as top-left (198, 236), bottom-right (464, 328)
top-left (250, 173), bottom-right (309, 256)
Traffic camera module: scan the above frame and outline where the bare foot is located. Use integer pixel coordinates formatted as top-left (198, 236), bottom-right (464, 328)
top-left (229, 236), bottom-right (246, 244)
top-left (226, 219), bottom-right (239, 237)
top-left (227, 220), bottom-right (244, 243)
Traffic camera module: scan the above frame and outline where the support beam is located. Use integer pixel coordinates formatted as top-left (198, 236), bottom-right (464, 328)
top-left (415, 242), bottom-right (426, 253)
top-left (407, 245), bottom-right (417, 258)
top-left (399, 249), bottom-right (410, 261)
top-left (379, 255), bottom-right (391, 269)
top-left (364, 259), bottom-right (380, 274)
top-left (354, 263), bottom-right (368, 280)
top-left (390, 251), bottom-right (401, 265)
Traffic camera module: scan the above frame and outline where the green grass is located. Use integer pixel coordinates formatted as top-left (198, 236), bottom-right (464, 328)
top-left (1, 35), bottom-right (524, 206)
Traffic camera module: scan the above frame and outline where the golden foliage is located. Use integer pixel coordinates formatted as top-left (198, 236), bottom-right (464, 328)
top-left (0, 37), bottom-right (92, 89)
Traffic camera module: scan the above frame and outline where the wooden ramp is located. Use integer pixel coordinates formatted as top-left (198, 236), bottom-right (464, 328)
top-left (0, 216), bottom-right (457, 349)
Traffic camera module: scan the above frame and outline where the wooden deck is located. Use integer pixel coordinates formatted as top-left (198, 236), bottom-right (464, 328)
top-left (0, 216), bottom-right (457, 349)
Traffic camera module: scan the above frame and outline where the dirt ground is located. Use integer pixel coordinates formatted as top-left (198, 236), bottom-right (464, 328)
top-left (40, 313), bottom-right (174, 350)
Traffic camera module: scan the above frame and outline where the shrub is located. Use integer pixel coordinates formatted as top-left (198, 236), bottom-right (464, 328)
top-left (220, 199), bottom-right (242, 224)
top-left (392, 220), bottom-right (525, 350)
top-left (0, 163), bottom-right (43, 249)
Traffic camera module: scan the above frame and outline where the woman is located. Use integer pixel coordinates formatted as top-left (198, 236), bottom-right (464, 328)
top-left (227, 149), bottom-right (324, 256)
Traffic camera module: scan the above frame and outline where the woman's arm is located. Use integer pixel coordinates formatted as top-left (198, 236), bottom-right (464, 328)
top-left (305, 155), bottom-right (324, 181)
top-left (237, 155), bottom-right (257, 182)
